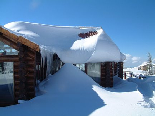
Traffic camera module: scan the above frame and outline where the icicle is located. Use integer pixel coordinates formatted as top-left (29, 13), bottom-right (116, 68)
top-left (40, 45), bottom-right (53, 77)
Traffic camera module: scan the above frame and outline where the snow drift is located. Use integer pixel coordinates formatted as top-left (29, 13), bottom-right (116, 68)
top-left (3, 21), bottom-right (125, 63)
top-left (0, 64), bottom-right (155, 116)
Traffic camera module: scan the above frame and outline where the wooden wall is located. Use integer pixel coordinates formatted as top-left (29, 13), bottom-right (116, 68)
top-left (84, 62), bottom-right (124, 88)
top-left (0, 32), bottom-right (38, 104)
top-left (0, 30), bottom-right (50, 106)
top-left (14, 43), bottom-right (36, 101)
top-left (100, 62), bottom-right (113, 87)
top-left (118, 62), bottom-right (123, 79)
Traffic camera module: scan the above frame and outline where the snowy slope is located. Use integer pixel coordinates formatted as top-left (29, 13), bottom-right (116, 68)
top-left (3, 22), bottom-right (125, 63)
top-left (0, 64), bottom-right (154, 116)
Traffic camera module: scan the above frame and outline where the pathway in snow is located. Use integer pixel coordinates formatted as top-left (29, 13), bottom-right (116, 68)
top-left (127, 76), bottom-right (155, 108)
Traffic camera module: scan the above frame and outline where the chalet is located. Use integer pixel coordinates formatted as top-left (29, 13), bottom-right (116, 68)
top-left (138, 62), bottom-right (149, 71)
top-left (138, 62), bottom-right (155, 75)
top-left (0, 21), bottom-right (125, 106)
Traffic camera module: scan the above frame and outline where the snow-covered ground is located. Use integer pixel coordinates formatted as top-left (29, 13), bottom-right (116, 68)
top-left (0, 64), bottom-right (155, 116)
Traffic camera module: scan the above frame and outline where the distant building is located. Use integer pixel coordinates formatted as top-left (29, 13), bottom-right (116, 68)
top-left (138, 62), bottom-right (155, 75)
top-left (138, 65), bottom-right (148, 71)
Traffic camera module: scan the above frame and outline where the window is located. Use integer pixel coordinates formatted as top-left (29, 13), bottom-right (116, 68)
top-left (87, 63), bottom-right (101, 83)
top-left (0, 62), bottom-right (14, 103)
top-left (0, 41), bottom-right (18, 55)
top-left (76, 64), bottom-right (85, 72)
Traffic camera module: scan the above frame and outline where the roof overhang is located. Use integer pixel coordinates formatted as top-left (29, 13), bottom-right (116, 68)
top-left (0, 27), bottom-right (40, 52)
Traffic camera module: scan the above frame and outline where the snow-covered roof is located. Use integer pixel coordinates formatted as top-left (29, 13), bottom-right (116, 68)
top-left (139, 62), bottom-right (148, 67)
top-left (2, 21), bottom-right (125, 63)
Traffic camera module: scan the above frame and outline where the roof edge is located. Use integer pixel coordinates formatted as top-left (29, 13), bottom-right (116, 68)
top-left (0, 26), bottom-right (40, 52)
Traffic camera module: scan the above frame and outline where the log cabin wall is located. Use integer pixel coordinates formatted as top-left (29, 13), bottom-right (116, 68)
top-left (118, 62), bottom-right (123, 79)
top-left (100, 62), bottom-right (113, 87)
top-left (0, 34), bottom-right (37, 103)
top-left (14, 43), bottom-right (36, 101)
top-left (0, 28), bottom-right (48, 106)
top-left (84, 62), bottom-right (114, 87)
top-left (114, 62), bottom-right (118, 76)
top-left (43, 57), bottom-right (47, 80)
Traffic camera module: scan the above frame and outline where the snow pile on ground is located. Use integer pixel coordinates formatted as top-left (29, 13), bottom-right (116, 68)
top-left (3, 21), bottom-right (125, 63)
top-left (0, 64), bottom-right (155, 116)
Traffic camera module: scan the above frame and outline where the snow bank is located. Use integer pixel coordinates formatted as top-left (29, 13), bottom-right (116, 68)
top-left (3, 21), bottom-right (125, 63)
top-left (0, 64), bottom-right (154, 116)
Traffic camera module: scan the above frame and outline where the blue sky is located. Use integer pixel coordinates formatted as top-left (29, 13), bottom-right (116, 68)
top-left (0, 0), bottom-right (155, 67)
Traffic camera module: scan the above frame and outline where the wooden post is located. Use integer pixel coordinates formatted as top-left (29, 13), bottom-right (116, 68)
top-left (85, 63), bottom-right (87, 74)
top-left (101, 62), bottom-right (106, 87)
top-left (118, 62), bottom-right (123, 79)
top-left (100, 62), bottom-right (113, 87)
top-left (40, 57), bottom-right (44, 81)
top-left (44, 57), bottom-right (47, 79)
top-left (106, 62), bottom-right (113, 87)
top-left (17, 43), bottom-right (36, 100)
top-left (18, 42), bottom-right (27, 100)
top-left (110, 62), bottom-right (113, 87)
top-left (114, 62), bottom-right (118, 76)
top-left (124, 72), bottom-right (126, 79)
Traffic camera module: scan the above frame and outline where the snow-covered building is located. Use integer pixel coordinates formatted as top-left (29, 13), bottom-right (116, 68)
top-left (0, 22), bottom-right (125, 106)
top-left (138, 62), bottom-right (155, 75)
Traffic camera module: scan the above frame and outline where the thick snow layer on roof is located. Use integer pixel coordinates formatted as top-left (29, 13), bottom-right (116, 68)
top-left (4, 21), bottom-right (125, 63)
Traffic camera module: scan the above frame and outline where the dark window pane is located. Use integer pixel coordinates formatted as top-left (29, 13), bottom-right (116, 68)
top-left (0, 62), bottom-right (14, 103)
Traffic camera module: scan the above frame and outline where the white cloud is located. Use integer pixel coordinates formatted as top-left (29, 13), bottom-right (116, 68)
top-left (30, 0), bottom-right (41, 10)
top-left (123, 53), bottom-right (143, 68)
top-left (132, 57), bottom-right (141, 63)
top-left (124, 54), bottom-right (131, 62)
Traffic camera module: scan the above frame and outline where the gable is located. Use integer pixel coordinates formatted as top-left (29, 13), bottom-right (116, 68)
top-left (0, 27), bottom-right (40, 52)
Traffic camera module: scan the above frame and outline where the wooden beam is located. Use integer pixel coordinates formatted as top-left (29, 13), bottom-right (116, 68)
top-left (0, 27), bottom-right (40, 52)
top-left (2, 31), bottom-right (18, 43)
top-left (18, 43), bottom-right (27, 100)
top-left (85, 63), bottom-right (87, 74)
top-left (114, 62), bottom-right (118, 76)
top-left (100, 62), bottom-right (113, 87)
top-left (18, 36), bottom-right (40, 52)
top-left (118, 62), bottom-right (123, 79)
top-left (0, 55), bottom-right (18, 62)
top-left (0, 35), bottom-right (19, 50)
